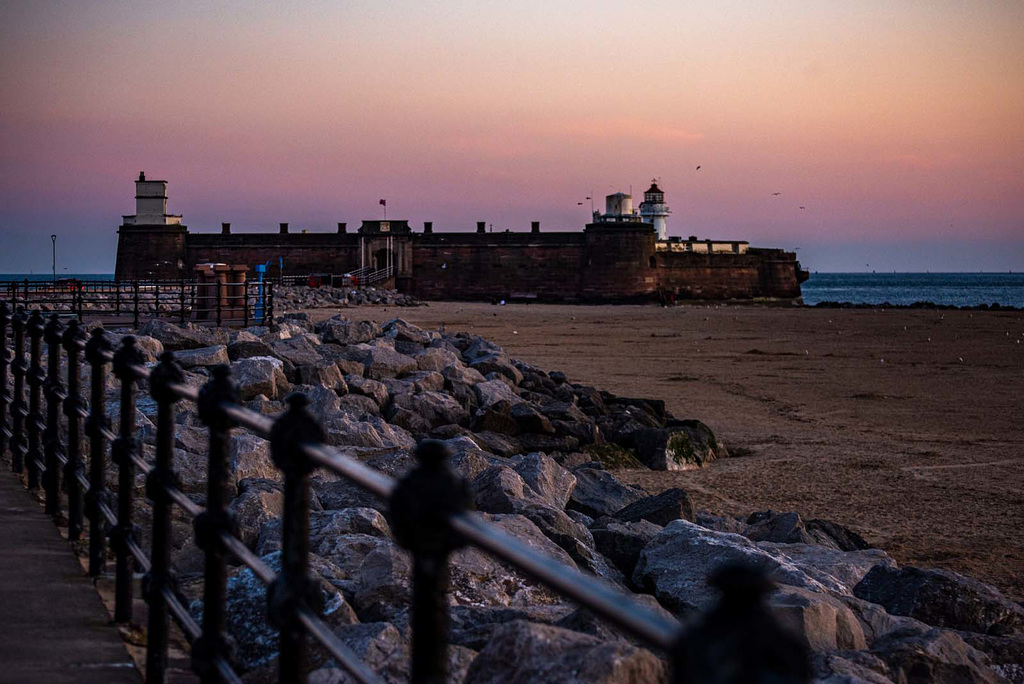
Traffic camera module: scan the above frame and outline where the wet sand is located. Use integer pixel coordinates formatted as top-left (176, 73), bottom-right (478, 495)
top-left (315, 302), bottom-right (1024, 599)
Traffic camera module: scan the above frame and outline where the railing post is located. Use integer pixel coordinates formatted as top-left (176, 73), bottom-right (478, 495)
top-left (43, 314), bottom-right (65, 515)
top-left (145, 352), bottom-right (186, 684)
top-left (179, 278), bottom-right (186, 325)
top-left (62, 319), bottom-right (87, 540)
top-left (216, 280), bottom-right (223, 327)
top-left (111, 336), bottom-right (145, 623)
top-left (9, 306), bottom-right (27, 473)
top-left (115, 283), bottom-right (121, 315)
top-left (76, 286), bottom-right (84, 320)
top-left (154, 282), bottom-right (160, 318)
top-left (193, 365), bottom-right (240, 682)
top-left (84, 328), bottom-right (113, 577)
top-left (266, 282), bottom-right (274, 327)
top-left (268, 394), bottom-right (325, 684)
top-left (133, 281), bottom-right (140, 329)
top-left (26, 310), bottom-right (45, 490)
top-left (391, 440), bottom-right (472, 684)
top-left (0, 302), bottom-right (10, 462)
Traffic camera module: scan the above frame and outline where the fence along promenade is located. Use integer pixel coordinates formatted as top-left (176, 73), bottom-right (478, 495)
top-left (0, 278), bottom-right (274, 328)
top-left (0, 299), bottom-right (808, 684)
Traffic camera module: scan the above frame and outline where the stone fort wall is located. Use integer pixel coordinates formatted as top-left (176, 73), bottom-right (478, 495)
top-left (115, 226), bottom-right (805, 301)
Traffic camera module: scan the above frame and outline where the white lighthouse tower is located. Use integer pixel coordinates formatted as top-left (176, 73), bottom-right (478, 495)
top-left (639, 180), bottom-right (671, 240)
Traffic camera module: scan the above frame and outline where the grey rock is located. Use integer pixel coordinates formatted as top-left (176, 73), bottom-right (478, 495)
top-left (745, 510), bottom-right (817, 545)
top-left (415, 346), bottom-right (462, 372)
top-left (138, 319), bottom-right (217, 351)
top-left (464, 620), bottom-right (667, 684)
top-left (614, 488), bottom-right (696, 526)
top-left (633, 421), bottom-right (720, 470)
top-left (590, 517), bottom-right (663, 579)
top-left (854, 565), bottom-right (1024, 636)
top-left (231, 356), bottom-right (287, 400)
top-left (230, 479), bottom-right (284, 549)
top-left (870, 627), bottom-right (1004, 683)
top-left (345, 374), bottom-right (389, 407)
top-left (389, 391), bottom-right (468, 429)
top-left (509, 451), bottom-right (576, 509)
top-left (473, 379), bottom-right (522, 408)
top-left (760, 543), bottom-right (897, 596)
top-left (770, 584), bottom-right (868, 652)
top-left (567, 467), bottom-right (646, 519)
top-left (174, 344), bottom-right (229, 369)
top-left (318, 317), bottom-right (382, 345)
top-left (443, 363), bottom-right (487, 388)
top-left (632, 520), bottom-right (839, 616)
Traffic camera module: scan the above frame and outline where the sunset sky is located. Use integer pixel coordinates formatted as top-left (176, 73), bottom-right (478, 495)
top-left (1, 1), bottom-right (1022, 273)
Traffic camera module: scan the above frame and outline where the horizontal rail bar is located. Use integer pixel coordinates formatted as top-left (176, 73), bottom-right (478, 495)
top-left (165, 485), bottom-right (202, 518)
top-left (97, 501), bottom-right (118, 529)
top-left (219, 532), bottom-right (275, 584)
top-left (449, 511), bottom-right (680, 651)
top-left (219, 404), bottom-right (273, 437)
top-left (126, 538), bottom-right (152, 574)
top-left (296, 606), bottom-right (382, 684)
top-left (164, 586), bottom-right (201, 642)
top-left (301, 443), bottom-right (395, 500)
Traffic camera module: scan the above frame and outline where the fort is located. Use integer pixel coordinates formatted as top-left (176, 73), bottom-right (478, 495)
top-left (115, 173), bottom-right (808, 302)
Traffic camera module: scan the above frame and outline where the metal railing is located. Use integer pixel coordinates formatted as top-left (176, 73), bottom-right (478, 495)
top-left (0, 300), bottom-right (808, 683)
top-left (279, 267), bottom-right (396, 288)
top-left (0, 279), bottom-right (274, 328)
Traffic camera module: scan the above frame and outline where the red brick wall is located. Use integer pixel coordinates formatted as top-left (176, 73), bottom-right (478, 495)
top-left (115, 226), bottom-right (188, 280)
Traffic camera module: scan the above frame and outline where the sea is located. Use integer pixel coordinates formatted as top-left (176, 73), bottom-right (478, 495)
top-left (2, 272), bottom-right (1023, 308)
top-left (801, 272), bottom-right (1024, 308)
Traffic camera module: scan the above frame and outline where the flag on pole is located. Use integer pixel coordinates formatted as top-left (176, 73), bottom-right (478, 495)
top-left (379, 199), bottom-right (386, 207)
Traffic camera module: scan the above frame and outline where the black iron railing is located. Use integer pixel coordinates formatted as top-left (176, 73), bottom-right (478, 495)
top-left (0, 300), bottom-right (806, 684)
top-left (0, 279), bottom-right (274, 328)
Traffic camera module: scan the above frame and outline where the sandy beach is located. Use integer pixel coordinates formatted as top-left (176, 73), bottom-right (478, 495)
top-left (320, 301), bottom-right (1024, 600)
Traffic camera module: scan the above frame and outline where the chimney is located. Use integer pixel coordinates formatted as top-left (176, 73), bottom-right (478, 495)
top-left (280, 222), bottom-right (289, 234)
top-left (531, 221), bottom-right (540, 234)
top-left (424, 221), bottom-right (433, 234)
top-left (221, 222), bottom-right (231, 235)
top-left (338, 222), bottom-right (347, 233)
top-left (477, 221), bottom-right (486, 234)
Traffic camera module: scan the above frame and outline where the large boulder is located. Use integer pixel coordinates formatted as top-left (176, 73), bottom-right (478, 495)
top-left (362, 346), bottom-right (418, 381)
top-left (383, 318), bottom-right (431, 345)
top-left (318, 317), bottom-right (382, 345)
top-left (464, 620), bottom-right (667, 684)
top-left (231, 356), bottom-right (287, 400)
top-left (388, 391), bottom-right (469, 429)
top-left (138, 319), bottom-right (217, 351)
top-left (227, 336), bottom-right (275, 361)
top-left (567, 466), bottom-right (647, 519)
top-left (230, 479), bottom-right (283, 549)
top-left (415, 346), bottom-right (463, 372)
top-left (614, 488), bottom-right (695, 526)
top-left (195, 551), bottom-right (359, 672)
top-left (257, 507), bottom-right (392, 556)
top-left (474, 379), bottom-right (523, 409)
top-left (869, 627), bottom-right (1004, 683)
top-left (308, 622), bottom-right (410, 683)
top-left (590, 517), bottom-right (663, 580)
top-left (509, 452), bottom-right (576, 510)
top-left (769, 584), bottom-right (868, 652)
top-left (229, 432), bottom-right (279, 483)
top-left (469, 352), bottom-right (524, 385)
top-left (854, 565), bottom-right (1024, 636)
top-left (323, 413), bottom-right (416, 450)
top-left (759, 543), bottom-right (897, 596)
top-left (632, 520), bottom-right (840, 615)
top-left (633, 421), bottom-right (721, 470)
top-left (346, 374), bottom-right (389, 407)
top-left (269, 336), bottom-right (323, 381)
top-left (744, 510), bottom-right (816, 545)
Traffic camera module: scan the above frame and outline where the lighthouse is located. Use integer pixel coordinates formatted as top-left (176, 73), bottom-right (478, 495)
top-left (639, 180), bottom-right (671, 240)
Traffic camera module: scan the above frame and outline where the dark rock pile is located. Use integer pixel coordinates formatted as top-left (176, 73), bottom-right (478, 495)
top-left (85, 316), bottom-right (1024, 682)
top-left (275, 285), bottom-right (421, 310)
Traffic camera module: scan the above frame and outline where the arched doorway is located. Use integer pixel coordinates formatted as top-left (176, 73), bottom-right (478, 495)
top-left (374, 248), bottom-right (397, 271)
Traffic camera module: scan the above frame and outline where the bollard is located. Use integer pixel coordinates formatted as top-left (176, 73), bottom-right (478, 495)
top-left (84, 328), bottom-right (113, 576)
top-left (390, 440), bottom-right (473, 684)
top-left (133, 281), bottom-right (140, 329)
top-left (145, 352), bottom-right (186, 684)
top-left (43, 314), bottom-right (65, 515)
top-left (26, 310), bottom-right (45, 490)
top-left (0, 302), bottom-right (10, 461)
top-left (193, 365), bottom-right (240, 683)
top-left (10, 307), bottom-right (27, 473)
top-left (112, 336), bottom-right (145, 623)
top-left (62, 319), bottom-right (87, 540)
top-left (268, 394), bottom-right (325, 684)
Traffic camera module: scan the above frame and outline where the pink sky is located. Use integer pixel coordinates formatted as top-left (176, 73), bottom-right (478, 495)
top-left (1, 1), bottom-right (1022, 272)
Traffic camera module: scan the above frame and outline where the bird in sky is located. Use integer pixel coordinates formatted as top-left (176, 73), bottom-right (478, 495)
top-left (772, 192), bottom-right (781, 196)
top-left (696, 165), bottom-right (701, 171)
top-left (799, 206), bottom-right (806, 210)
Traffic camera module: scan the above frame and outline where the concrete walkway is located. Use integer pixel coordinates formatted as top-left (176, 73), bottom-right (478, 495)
top-left (0, 471), bottom-right (139, 683)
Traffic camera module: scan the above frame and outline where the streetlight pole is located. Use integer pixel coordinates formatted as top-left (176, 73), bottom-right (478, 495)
top-left (51, 235), bottom-right (56, 282)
